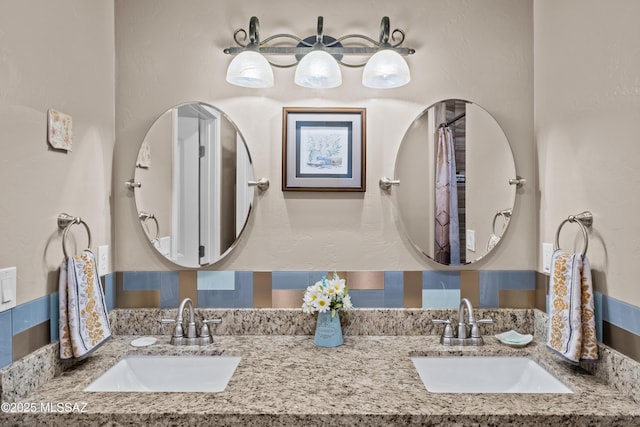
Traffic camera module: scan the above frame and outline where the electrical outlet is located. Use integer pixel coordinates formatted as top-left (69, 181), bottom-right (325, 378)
top-left (466, 229), bottom-right (476, 252)
top-left (97, 245), bottom-right (109, 276)
top-left (0, 267), bottom-right (17, 312)
top-left (542, 242), bottom-right (554, 273)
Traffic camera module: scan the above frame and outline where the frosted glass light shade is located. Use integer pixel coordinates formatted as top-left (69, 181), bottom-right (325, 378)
top-left (294, 50), bottom-right (342, 88)
top-left (226, 51), bottom-right (274, 88)
top-left (362, 49), bottom-right (410, 88)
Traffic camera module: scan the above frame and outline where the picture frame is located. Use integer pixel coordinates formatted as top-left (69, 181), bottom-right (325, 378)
top-left (282, 107), bottom-right (366, 192)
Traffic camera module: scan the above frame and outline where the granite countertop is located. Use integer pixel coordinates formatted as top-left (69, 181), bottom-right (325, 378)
top-left (3, 333), bottom-right (640, 426)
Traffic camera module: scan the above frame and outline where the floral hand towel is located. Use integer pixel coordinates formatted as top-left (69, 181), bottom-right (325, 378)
top-left (59, 250), bottom-right (111, 360)
top-left (546, 250), bottom-right (598, 364)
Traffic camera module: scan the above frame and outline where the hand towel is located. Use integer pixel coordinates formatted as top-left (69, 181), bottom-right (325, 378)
top-left (546, 249), bottom-right (598, 364)
top-left (59, 250), bottom-right (111, 360)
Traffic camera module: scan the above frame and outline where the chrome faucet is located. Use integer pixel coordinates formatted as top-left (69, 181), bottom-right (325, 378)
top-left (160, 298), bottom-right (221, 346)
top-left (458, 298), bottom-right (474, 339)
top-left (432, 298), bottom-right (493, 346)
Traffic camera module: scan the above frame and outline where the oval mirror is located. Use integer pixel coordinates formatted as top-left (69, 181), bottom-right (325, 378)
top-left (394, 99), bottom-right (517, 265)
top-left (133, 102), bottom-right (255, 268)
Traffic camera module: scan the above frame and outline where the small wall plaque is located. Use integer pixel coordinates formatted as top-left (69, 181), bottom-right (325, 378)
top-left (47, 109), bottom-right (73, 151)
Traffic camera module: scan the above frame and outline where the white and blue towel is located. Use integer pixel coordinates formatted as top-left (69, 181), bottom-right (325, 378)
top-left (546, 250), bottom-right (598, 364)
top-left (59, 250), bottom-right (111, 360)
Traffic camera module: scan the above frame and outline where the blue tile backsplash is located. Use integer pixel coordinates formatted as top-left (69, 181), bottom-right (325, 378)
top-left (119, 270), bottom-right (540, 309)
top-left (104, 273), bottom-right (115, 313)
top-left (271, 271), bottom-right (327, 290)
top-left (423, 271), bottom-right (461, 290)
top-left (0, 310), bottom-right (12, 368)
top-left (601, 293), bottom-right (640, 336)
top-left (2, 269), bottom-right (640, 370)
top-left (422, 289), bottom-right (461, 308)
top-left (383, 272), bottom-right (404, 308)
top-left (478, 270), bottom-right (536, 308)
top-left (197, 272), bottom-right (253, 308)
top-left (197, 271), bottom-right (236, 290)
top-left (49, 292), bottom-right (59, 342)
top-left (11, 295), bottom-right (50, 335)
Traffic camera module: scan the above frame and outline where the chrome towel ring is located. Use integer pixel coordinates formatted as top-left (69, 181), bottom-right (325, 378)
top-left (58, 213), bottom-right (92, 258)
top-left (554, 211), bottom-right (593, 258)
top-left (492, 208), bottom-right (512, 236)
top-left (138, 211), bottom-right (159, 241)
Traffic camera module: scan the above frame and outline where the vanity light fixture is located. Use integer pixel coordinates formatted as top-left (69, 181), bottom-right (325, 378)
top-left (223, 16), bottom-right (415, 89)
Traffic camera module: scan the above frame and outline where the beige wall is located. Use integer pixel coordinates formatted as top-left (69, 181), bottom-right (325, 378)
top-left (534, 0), bottom-right (640, 306)
top-left (4, 0), bottom-right (638, 318)
top-left (466, 103), bottom-right (516, 259)
top-left (134, 111), bottom-right (173, 240)
top-left (0, 0), bottom-right (114, 305)
top-left (394, 111), bottom-right (434, 255)
top-left (114, 0), bottom-right (535, 272)
top-left (10, 0), bottom-right (637, 312)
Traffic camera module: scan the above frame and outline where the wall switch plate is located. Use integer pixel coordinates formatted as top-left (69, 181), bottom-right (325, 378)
top-left (0, 267), bottom-right (17, 312)
top-left (97, 245), bottom-right (109, 276)
top-left (466, 229), bottom-right (476, 252)
top-left (542, 242), bottom-right (554, 273)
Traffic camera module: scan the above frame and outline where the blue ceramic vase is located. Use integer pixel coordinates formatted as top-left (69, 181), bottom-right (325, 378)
top-left (314, 311), bottom-right (344, 347)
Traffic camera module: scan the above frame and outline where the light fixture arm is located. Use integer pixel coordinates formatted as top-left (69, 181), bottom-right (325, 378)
top-left (380, 16), bottom-right (390, 46)
top-left (224, 16), bottom-right (415, 68)
top-left (315, 16), bottom-right (324, 45)
top-left (249, 16), bottom-right (259, 46)
top-left (232, 16), bottom-right (261, 49)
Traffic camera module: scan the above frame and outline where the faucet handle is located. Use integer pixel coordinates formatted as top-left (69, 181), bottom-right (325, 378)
top-left (197, 318), bottom-right (222, 346)
top-left (200, 318), bottom-right (221, 336)
top-left (159, 318), bottom-right (183, 337)
top-left (200, 318), bottom-right (222, 337)
top-left (432, 319), bottom-right (454, 338)
top-left (159, 318), bottom-right (175, 332)
top-left (471, 318), bottom-right (493, 338)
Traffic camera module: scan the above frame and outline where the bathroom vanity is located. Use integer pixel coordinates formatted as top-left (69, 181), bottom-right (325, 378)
top-left (1, 309), bottom-right (639, 426)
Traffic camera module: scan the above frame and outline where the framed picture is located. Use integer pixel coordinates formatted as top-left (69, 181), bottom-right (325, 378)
top-left (282, 107), bottom-right (366, 192)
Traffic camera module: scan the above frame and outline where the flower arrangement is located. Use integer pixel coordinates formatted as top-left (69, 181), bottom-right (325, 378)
top-left (302, 272), bottom-right (353, 317)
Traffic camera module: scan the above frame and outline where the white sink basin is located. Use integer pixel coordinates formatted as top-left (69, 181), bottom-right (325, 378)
top-left (84, 355), bottom-right (241, 392)
top-left (411, 356), bottom-right (572, 394)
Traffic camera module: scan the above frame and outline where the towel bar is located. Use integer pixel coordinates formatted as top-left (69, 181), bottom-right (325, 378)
top-left (58, 213), bottom-right (92, 258)
top-left (554, 211), bottom-right (593, 258)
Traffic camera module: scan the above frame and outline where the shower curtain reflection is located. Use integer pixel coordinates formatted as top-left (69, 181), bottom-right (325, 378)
top-left (434, 125), bottom-right (460, 265)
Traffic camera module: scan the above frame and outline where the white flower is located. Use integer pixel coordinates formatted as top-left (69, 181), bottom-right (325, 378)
top-left (303, 286), bottom-right (317, 303)
top-left (302, 272), bottom-right (353, 315)
top-left (341, 294), bottom-right (353, 310)
top-left (313, 294), bottom-right (331, 313)
top-left (302, 301), bottom-right (314, 314)
top-left (329, 279), bottom-right (345, 296)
